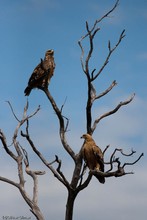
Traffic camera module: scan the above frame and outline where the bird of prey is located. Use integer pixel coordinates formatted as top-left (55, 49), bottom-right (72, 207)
top-left (24, 49), bottom-right (55, 96)
top-left (81, 134), bottom-right (105, 184)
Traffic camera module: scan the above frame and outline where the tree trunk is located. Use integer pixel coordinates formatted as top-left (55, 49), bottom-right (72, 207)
top-left (31, 206), bottom-right (45, 220)
top-left (19, 187), bottom-right (45, 220)
top-left (65, 190), bottom-right (77, 220)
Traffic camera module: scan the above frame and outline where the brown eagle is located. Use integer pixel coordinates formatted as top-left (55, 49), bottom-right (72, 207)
top-left (81, 134), bottom-right (105, 184)
top-left (24, 49), bottom-right (55, 96)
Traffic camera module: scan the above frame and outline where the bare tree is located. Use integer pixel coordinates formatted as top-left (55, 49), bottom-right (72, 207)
top-left (0, 102), bottom-right (45, 219)
top-left (0, 1), bottom-right (143, 220)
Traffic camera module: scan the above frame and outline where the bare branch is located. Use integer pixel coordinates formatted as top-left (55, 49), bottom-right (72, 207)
top-left (21, 145), bottom-right (30, 166)
top-left (60, 97), bottom-right (67, 113)
top-left (5, 101), bottom-right (40, 156)
top-left (6, 101), bottom-right (20, 122)
top-left (103, 145), bottom-right (110, 155)
top-left (92, 29), bottom-right (126, 81)
top-left (21, 146), bottom-right (46, 175)
top-left (91, 168), bottom-right (133, 178)
top-left (19, 185), bottom-right (45, 220)
top-left (24, 156), bottom-right (45, 205)
top-left (0, 176), bottom-right (19, 188)
top-left (22, 102), bottom-right (41, 122)
top-left (41, 88), bottom-right (76, 161)
top-left (0, 131), bottom-right (45, 219)
top-left (122, 153), bottom-right (144, 168)
top-left (9, 102), bottom-right (40, 188)
top-left (104, 148), bottom-right (143, 176)
top-left (6, 100), bottom-right (40, 124)
top-left (78, 0), bottom-right (120, 78)
top-left (76, 146), bottom-right (140, 189)
top-left (21, 123), bottom-right (70, 189)
top-left (0, 130), bottom-right (25, 188)
top-left (95, 80), bottom-right (117, 100)
top-left (64, 116), bottom-right (70, 133)
top-left (89, 148), bottom-right (143, 179)
top-left (91, 93), bottom-right (135, 133)
top-left (78, 40), bottom-right (85, 73)
top-left (105, 148), bottom-right (122, 173)
top-left (90, 0), bottom-right (120, 32)
top-left (0, 129), bottom-right (17, 161)
top-left (78, 163), bottom-right (87, 187)
top-left (78, 1), bottom-right (124, 136)
top-left (84, 21), bottom-right (100, 78)
top-left (48, 155), bottom-right (59, 165)
top-left (121, 148), bottom-right (136, 156)
top-left (70, 152), bottom-right (83, 189)
top-left (77, 173), bottom-right (92, 192)
top-left (55, 155), bottom-right (70, 188)
top-left (78, 0), bottom-right (120, 43)
top-left (17, 154), bottom-right (25, 187)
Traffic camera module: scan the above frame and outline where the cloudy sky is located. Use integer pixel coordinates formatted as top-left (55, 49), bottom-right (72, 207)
top-left (0, 0), bottom-right (146, 220)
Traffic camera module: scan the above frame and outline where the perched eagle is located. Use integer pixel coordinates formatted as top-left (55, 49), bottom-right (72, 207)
top-left (81, 134), bottom-right (105, 184)
top-left (24, 49), bottom-right (55, 96)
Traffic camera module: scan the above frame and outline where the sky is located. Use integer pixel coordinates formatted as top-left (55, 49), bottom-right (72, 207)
top-left (0, 0), bottom-right (147, 219)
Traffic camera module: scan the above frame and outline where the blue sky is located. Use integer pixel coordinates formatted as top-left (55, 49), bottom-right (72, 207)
top-left (0, 0), bottom-right (147, 220)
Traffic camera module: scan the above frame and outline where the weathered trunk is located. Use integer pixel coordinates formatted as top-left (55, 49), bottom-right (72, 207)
top-left (65, 190), bottom-right (77, 220)
top-left (31, 206), bottom-right (45, 220)
top-left (65, 153), bottom-right (83, 220)
top-left (19, 187), bottom-right (45, 220)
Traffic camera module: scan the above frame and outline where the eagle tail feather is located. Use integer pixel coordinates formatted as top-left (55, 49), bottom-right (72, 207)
top-left (24, 86), bottom-right (32, 96)
top-left (94, 173), bottom-right (105, 184)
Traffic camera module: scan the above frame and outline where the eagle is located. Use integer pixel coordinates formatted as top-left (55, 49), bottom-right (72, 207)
top-left (24, 49), bottom-right (55, 96)
top-left (81, 134), bottom-right (105, 184)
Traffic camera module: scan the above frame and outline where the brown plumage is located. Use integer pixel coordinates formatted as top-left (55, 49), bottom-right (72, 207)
top-left (24, 49), bottom-right (55, 96)
top-left (81, 134), bottom-right (105, 184)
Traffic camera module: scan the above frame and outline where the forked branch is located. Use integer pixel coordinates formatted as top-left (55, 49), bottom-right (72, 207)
top-left (21, 120), bottom-right (70, 190)
top-left (91, 93), bottom-right (135, 134)
top-left (78, 147), bottom-right (143, 185)
top-left (41, 87), bottom-right (76, 161)
top-left (78, 0), bottom-right (122, 80)
top-left (95, 80), bottom-right (117, 100)
top-left (92, 29), bottom-right (125, 81)
top-left (78, 1), bottom-right (126, 135)
top-left (21, 147), bottom-right (45, 204)
top-left (104, 148), bottom-right (143, 174)
top-left (0, 102), bottom-right (45, 219)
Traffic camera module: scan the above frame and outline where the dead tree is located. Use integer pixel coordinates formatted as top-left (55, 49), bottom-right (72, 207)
top-left (0, 102), bottom-right (45, 220)
top-left (0, 1), bottom-right (143, 220)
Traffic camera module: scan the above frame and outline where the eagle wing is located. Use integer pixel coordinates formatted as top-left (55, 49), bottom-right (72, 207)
top-left (27, 62), bottom-right (47, 86)
top-left (92, 145), bottom-right (104, 172)
top-left (24, 49), bottom-right (55, 96)
top-left (82, 141), bottom-right (104, 170)
top-left (81, 134), bottom-right (105, 183)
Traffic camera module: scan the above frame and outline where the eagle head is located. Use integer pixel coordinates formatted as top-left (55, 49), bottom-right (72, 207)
top-left (45, 49), bottom-right (54, 56)
top-left (81, 134), bottom-right (92, 140)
